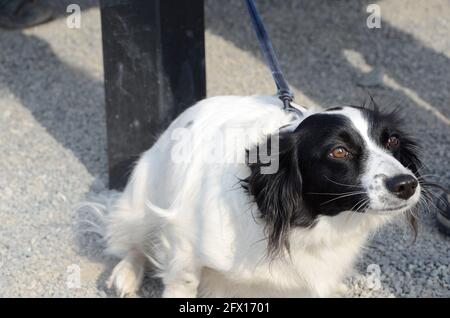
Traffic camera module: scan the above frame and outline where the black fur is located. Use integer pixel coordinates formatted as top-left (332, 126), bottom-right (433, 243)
top-left (242, 104), bottom-right (422, 256)
top-left (242, 133), bottom-right (312, 256)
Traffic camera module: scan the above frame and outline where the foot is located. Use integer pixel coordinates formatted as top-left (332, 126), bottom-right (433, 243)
top-left (331, 283), bottom-right (349, 298)
top-left (107, 252), bottom-right (146, 297)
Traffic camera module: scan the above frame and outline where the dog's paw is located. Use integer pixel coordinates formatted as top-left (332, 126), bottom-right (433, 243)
top-left (332, 283), bottom-right (349, 298)
top-left (162, 285), bottom-right (198, 298)
top-left (107, 254), bottom-right (145, 297)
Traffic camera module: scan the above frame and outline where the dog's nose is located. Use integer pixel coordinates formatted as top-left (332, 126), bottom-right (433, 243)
top-left (385, 174), bottom-right (418, 200)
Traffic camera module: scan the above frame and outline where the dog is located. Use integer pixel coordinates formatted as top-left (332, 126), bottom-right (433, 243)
top-left (93, 95), bottom-right (422, 297)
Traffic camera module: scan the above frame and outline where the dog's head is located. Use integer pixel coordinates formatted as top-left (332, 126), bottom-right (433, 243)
top-left (243, 104), bottom-right (422, 255)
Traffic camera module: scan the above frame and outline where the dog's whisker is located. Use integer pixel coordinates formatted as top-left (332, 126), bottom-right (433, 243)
top-left (351, 197), bottom-right (369, 213)
top-left (421, 190), bottom-right (448, 209)
top-left (320, 192), bottom-right (366, 206)
top-left (355, 199), bottom-right (370, 213)
top-left (417, 174), bottom-right (440, 180)
top-left (324, 176), bottom-right (363, 189)
top-left (417, 197), bottom-right (432, 216)
top-left (420, 192), bottom-right (443, 213)
top-left (419, 182), bottom-right (449, 194)
top-left (344, 197), bottom-right (368, 224)
top-left (307, 191), bottom-right (366, 196)
top-left (346, 198), bottom-right (370, 225)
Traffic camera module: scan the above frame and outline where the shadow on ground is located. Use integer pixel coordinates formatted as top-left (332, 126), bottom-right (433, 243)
top-left (206, 0), bottom-right (449, 118)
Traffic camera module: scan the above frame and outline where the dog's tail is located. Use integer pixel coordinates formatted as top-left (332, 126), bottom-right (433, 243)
top-left (74, 190), bottom-right (122, 242)
top-left (75, 187), bottom-right (176, 268)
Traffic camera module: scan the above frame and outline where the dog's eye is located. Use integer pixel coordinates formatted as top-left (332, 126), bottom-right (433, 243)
top-left (329, 147), bottom-right (350, 159)
top-left (386, 136), bottom-right (400, 150)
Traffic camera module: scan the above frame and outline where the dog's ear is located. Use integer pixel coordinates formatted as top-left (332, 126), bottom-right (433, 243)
top-left (242, 132), bottom-right (309, 257)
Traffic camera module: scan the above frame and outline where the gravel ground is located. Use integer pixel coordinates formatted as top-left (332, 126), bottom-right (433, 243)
top-left (0, 0), bottom-right (449, 297)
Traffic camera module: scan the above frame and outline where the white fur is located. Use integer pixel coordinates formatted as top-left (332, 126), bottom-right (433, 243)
top-left (92, 96), bottom-right (417, 297)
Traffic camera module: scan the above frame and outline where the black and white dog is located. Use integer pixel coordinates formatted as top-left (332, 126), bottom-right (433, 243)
top-left (97, 95), bottom-right (422, 297)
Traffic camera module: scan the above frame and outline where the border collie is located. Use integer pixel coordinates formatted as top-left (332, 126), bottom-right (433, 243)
top-left (92, 95), bottom-right (422, 297)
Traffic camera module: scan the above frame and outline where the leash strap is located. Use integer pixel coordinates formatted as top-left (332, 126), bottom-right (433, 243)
top-left (245, 0), bottom-right (303, 117)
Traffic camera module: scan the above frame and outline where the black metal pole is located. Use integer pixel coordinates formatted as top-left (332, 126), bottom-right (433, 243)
top-left (100, 0), bottom-right (206, 189)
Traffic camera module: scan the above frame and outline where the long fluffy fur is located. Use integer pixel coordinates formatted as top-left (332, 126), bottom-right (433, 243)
top-left (79, 95), bottom-right (421, 298)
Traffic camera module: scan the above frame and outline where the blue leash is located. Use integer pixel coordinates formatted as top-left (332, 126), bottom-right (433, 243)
top-left (245, 0), bottom-right (450, 235)
top-left (245, 0), bottom-right (304, 116)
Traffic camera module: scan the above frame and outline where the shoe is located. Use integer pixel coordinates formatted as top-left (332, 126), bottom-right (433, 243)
top-left (436, 192), bottom-right (450, 236)
top-left (0, 0), bottom-right (53, 29)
